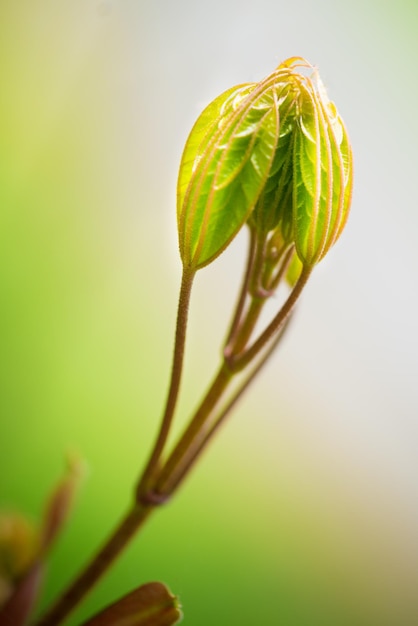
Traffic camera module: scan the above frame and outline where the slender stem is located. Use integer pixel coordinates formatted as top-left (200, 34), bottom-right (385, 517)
top-left (34, 505), bottom-right (153, 626)
top-left (136, 267), bottom-right (195, 500)
top-left (150, 292), bottom-right (294, 500)
top-left (224, 227), bottom-right (257, 356)
top-left (230, 265), bottom-right (312, 371)
top-left (226, 297), bottom-right (264, 359)
top-left (35, 268), bottom-right (195, 625)
top-left (225, 243), bottom-right (295, 365)
top-left (151, 363), bottom-right (233, 497)
top-left (152, 241), bottom-right (299, 498)
top-left (225, 230), bottom-right (280, 362)
top-left (33, 247), bottom-right (309, 626)
top-left (267, 244), bottom-right (295, 293)
top-left (163, 314), bottom-right (295, 496)
top-left (249, 233), bottom-right (269, 297)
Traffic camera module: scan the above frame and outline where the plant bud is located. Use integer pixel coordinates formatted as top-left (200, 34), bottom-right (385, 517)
top-left (82, 581), bottom-right (182, 625)
top-left (177, 57), bottom-right (352, 271)
top-left (292, 67), bottom-right (353, 265)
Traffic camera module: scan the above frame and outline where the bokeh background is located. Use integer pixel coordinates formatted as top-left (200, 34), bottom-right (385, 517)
top-left (1, 1), bottom-right (418, 624)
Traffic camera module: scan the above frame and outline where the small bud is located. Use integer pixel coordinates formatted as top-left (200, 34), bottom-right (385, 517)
top-left (0, 513), bottom-right (42, 625)
top-left (177, 58), bottom-right (352, 271)
top-left (41, 452), bottom-right (85, 552)
top-left (0, 513), bottom-right (38, 589)
top-left (81, 581), bottom-right (182, 626)
top-left (0, 455), bottom-right (85, 623)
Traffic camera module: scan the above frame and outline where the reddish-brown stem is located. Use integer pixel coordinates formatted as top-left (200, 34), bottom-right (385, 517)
top-left (161, 314), bottom-right (294, 496)
top-left (34, 505), bottom-right (153, 626)
top-left (33, 248), bottom-right (311, 626)
top-left (136, 267), bottom-right (195, 500)
top-left (267, 244), bottom-right (295, 292)
top-left (224, 227), bottom-right (257, 354)
top-left (151, 363), bottom-right (232, 497)
top-left (230, 265), bottom-right (312, 371)
top-left (150, 264), bottom-right (300, 501)
top-left (225, 241), bottom-right (295, 365)
top-left (35, 268), bottom-right (195, 626)
top-left (226, 297), bottom-right (264, 359)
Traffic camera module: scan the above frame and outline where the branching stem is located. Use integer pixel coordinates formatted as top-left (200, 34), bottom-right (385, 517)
top-left (229, 265), bottom-right (312, 371)
top-left (35, 505), bottom-right (153, 626)
top-left (152, 363), bottom-right (232, 497)
top-left (159, 314), bottom-right (294, 496)
top-left (33, 251), bottom-right (311, 626)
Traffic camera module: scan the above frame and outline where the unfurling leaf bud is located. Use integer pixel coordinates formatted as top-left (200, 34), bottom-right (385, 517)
top-left (177, 57), bottom-right (352, 271)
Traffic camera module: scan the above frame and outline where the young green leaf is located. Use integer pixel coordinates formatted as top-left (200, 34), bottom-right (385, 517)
top-left (177, 83), bottom-right (253, 220)
top-left (292, 75), bottom-right (352, 266)
top-left (249, 82), bottom-right (298, 237)
top-left (177, 80), bottom-right (280, 270)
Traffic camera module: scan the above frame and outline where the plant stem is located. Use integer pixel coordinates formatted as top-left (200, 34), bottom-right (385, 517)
top-left (152, 362), bottom-right (233, 497)
top-left (153, 252), bottom-right (304, 498)
top-left (33, 251), bottom-right (310, 626)
top-left (267, 244), bottom-right (295, 293)
top-left (34, 505), bottom-right (153, 626)
top-left (230, 265), bottom-right (312, 371)
top-left (224, 227), bottom-right (257, 355)
top-left (224, 237), bottom-right (294, 364)
top-left (160, 314), bottom-right (294, 496)
top-left (136, 267), bottom-right (195, 500)
top-left (227, 296), bottom-right (264, 358)
top-left (35, 267), bottom-right (196, 626)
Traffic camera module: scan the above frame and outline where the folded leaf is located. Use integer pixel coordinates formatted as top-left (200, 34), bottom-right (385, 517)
top-left (293, 76), bottom-right (352, 265)
top-left (0, 455), bottom-right (85, 624)
top-left (177, 57), bottom-right (353, 271)
top-left (81, 581), bottom-right (182, 626)
top-left (178, 80), bottom-right (280, 269)
top-left (250, 81), bottom-right (298, 237)
top-left (40, 453), bottom-right (85, 552)
top-left (177, 83), bottom-right (253, 218)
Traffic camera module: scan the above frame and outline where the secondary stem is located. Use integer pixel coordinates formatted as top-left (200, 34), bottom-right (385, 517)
top-left (160, 315), bottom-right (294, 496)
top-left (34, 252), bottom-right (310, 626)
top-left (152, 363), bottom-right (232, 497)
top-left (224, 228), bottom-right (257, 354)
top-left (153, 253), bottom-right (304, 498)
top-left (230, 265), bottom-right (312, 370)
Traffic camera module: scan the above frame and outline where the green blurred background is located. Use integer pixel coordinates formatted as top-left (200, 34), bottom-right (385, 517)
top-left (1, 1), bottom-right (418, 624)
